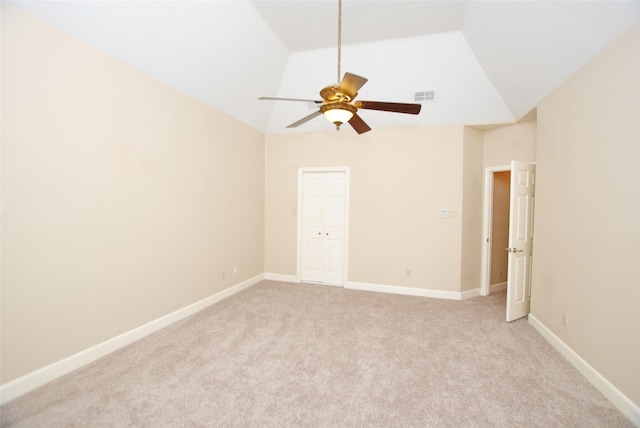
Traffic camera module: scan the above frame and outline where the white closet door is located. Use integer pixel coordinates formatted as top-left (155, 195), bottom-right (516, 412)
top-left (301, 173), bottom-right (324, 283)
top-left (301, 171), bottom-right (347, 285)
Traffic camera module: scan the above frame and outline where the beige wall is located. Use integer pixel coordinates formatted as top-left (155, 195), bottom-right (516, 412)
top-left (265, 126), bottom-right (472, 292)
top-left (483, 120), bottom-right (536, 168)
top-left (1, 6), bottom-right (265, 383)
top-left (460, 127), bottom-right (484, 291)
top-left (533, 22), bottom-right (640, 406)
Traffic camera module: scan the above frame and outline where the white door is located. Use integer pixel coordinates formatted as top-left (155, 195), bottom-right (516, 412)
top-left (505, 161), bottom-right (536, 322)
top-left (300, 171), bottom-right (347, 285)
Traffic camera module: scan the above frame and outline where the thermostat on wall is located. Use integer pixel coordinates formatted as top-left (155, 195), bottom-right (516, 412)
top-left (439, 209), bottom-right (448, 218)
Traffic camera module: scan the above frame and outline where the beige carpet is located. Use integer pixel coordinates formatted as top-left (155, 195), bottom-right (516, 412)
top-left (1, 281), bottom-right (633, 427)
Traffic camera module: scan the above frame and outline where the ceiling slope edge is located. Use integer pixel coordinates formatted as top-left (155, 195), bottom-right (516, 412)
top-left (9, 1), bottom-right (291, 133)
top-left (264, 32), bottom-right (515, 134)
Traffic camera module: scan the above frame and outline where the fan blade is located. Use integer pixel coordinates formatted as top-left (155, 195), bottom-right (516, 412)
top-left (356, 101), bottom-right (421, 115)
top-left (260, 97), bottom-right (322, 104)
top-left (286, 110), bottom-right (323, 128)
top-left (348, 113), bottom-right (372, 134)
top-left (338, 73), bottom-right (368, 99)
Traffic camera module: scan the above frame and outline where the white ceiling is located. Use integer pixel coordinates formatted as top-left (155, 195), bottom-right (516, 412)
top-left (9, 0), bottom-right (640, 134)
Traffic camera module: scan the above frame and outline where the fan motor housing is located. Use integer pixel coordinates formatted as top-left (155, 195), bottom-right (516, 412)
top-left (320, 85), bottom-right (354, 102)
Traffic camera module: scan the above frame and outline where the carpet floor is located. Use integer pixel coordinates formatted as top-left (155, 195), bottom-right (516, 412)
top-left (0, 280), bottom-right (633, 427)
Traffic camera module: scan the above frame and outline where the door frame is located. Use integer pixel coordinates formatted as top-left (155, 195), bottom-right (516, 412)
top-left (480, 165), bottom-right (511, 296)
top-left (296, 167), bottom-right (350, 286)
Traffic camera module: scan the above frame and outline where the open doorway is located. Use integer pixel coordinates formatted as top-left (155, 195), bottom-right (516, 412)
top-left (481, 166), bottom-right (511, 296)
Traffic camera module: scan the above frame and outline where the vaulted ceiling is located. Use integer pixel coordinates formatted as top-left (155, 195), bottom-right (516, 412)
top-left (9, 1), bottom-right (640, 134)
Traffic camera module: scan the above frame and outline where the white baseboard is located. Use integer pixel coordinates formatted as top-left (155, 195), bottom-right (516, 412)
top-left (0, 274), bottom-right (264, 405)
top-left (460, 288), bottom-right (481, 299)
top-left (490, 282), bottom-right (507, 293)
top-left (264, 276), bottom-right (480, 300)
top-left (263, 273), bottom-right (299, 283)
top-left (346, 281), bottom-right (477, 300)
top-left (528, 314), bottom-right (640, 425)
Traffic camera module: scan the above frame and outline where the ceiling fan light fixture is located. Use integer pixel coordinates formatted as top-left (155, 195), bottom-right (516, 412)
top-left (258, 0), bottom-right (420, 134)
top-left (321, 102), bottom-right (356, 129)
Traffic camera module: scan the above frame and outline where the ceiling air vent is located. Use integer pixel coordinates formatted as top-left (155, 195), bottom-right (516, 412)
top-left (414, 90), bottom-right (436, 103)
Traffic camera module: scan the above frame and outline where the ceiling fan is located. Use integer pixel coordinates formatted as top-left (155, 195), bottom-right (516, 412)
top-left (259, 0), bottom-right (421, 134)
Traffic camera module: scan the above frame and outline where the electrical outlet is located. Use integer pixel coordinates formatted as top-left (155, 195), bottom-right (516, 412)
top-left (562, 313), bottom-right (568, 327)
top-left (406, 269), bottom-right (411, 277)
top-left (233, 265), bottom-right (238, 275)
top-left (498, 268), bottom-right (503, 278)
top-left (221, 271), bottom-right (226, 280)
